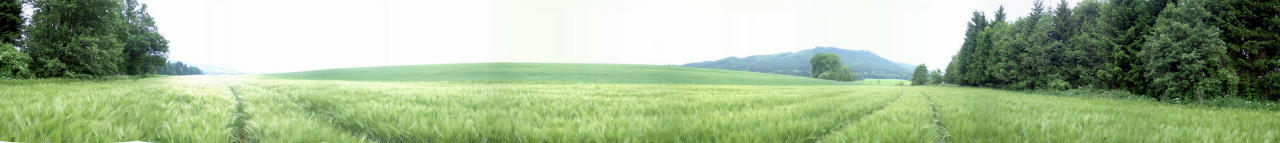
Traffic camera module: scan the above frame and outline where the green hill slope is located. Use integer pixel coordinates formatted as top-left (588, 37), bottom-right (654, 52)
top-left (683, 47), bottom-right (914, 79)
top-left (268, 63), bottom-right (854, 85)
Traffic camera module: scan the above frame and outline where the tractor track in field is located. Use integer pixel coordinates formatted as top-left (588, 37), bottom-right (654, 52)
top-left (807, 89), bottom-right (905, 143)
top-left (228, 86), bottom-right (254, 143)
top-left (282, 89), bottom-right (406, 143)
top-left (921, 92), bottom-right (950, 143)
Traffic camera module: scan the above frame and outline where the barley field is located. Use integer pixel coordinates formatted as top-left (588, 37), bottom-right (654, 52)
top-left (1, 63), bottom-right (1277, 142)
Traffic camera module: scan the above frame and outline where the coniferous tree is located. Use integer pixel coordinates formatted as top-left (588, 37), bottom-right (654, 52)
top-left (993, 6), bottom-right (1007, 24)
top-left (1207, 0), bottom-right (1280, 100)
top-left (945, 0), bottom-right (1279, 99)
top-left (1140, 1), bottom-right (1236, 100)
top-left (947, 12), bottom-right (987, 86)
top-left (0, 0), bottom-right (25, 78)
top-left (1070, 0), bottom-right (1108, 88)
top-left (0, 0), bottom-right (20, 44)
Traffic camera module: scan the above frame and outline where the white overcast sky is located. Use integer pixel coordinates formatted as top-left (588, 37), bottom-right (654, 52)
top-left (137, 0), bottom-right (1081, 73)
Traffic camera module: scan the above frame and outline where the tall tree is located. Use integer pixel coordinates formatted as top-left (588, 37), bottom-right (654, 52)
top-left (947, 11), bottom-right (987, 86)
top-left (25, 0), bottom-right (128, 78)
top-left (1207, 0), bottom-right (1280, 100)
top-left (929, 69), bottom-right (944, 85)
top-left (994, 5), bottom-right (1007, 24)
top-left (0, 0), bottom-right (20, 44)
top-left (810, 53), bottom-right (854, 81)
top-left (1097, 0), bottom-right (1175, 91)
top-left (0, 0), bottom-right (25, 78)
top-left (912, 64), bottom-right (929, 86)
top-left (1069, 0), bottom-right (1109, 88)
top-left (1031, 0), bottom-right (1047, 18)
top-left (1140, 1), bottom-right (1235, 100)
top-left (120, 0), bottom-right (170, 75)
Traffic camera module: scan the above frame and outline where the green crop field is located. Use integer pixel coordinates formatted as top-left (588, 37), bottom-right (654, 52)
top-left (857, 79), bottom-right (911, 86)
top-left (2, 63), bottom-right (1277, 142)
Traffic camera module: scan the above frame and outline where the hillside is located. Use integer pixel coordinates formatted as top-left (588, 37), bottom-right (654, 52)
top-left (683, 47), bottom-right (914, 79)
top-left (268, 63), bottom-right (854, 85)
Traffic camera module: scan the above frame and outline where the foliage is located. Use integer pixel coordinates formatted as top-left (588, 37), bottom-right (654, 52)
top-left (928, 69), bottom-right (944, 85)
top-left (946, 0), bottom-right (1279, 100)
top-left (945, 11), bottom-right (987, 86)
top-left (0, 0), bottom-right (19, 44)
top-left (0, 43), bottom-right (28, 78)
top-left (158, 61), bottom-right (203, 75)
top-left (119, 0), bottom-right (170, 75)
top-left (1140, 1), bottom-right (1236, 100)
top-left (24, 0), bottom-right (128, 78)
top-left (810, 53), bottom-right (855, 82)
top-left (685, 47), bottom-right (912, 79)
top-left (1205, 0), bottom-right (1280, 100)
top-left (911, 64), bottom-right (929, 85)
top-left (16, 0), bottom-right (169, 78)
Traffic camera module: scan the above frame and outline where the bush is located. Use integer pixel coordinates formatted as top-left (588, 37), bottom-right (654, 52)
top-left (1045, 79), bottom-right (1070, 90)
top-left (0, 43), bottom-right (30, 78)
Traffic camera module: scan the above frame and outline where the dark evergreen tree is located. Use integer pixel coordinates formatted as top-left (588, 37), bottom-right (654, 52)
top-left (947, 11), bottom-right (987, 86)
top-left (0, 0), bottom-right (20, 44)
top-left (1140, 1), bottom-right (1235, 100)
top-left (1206, 0), bottom-right (1280, 100)
top-left (993, 6), bottom-right (1007, 24)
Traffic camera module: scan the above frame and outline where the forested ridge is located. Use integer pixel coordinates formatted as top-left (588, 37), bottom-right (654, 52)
top-left (946, 0), bottom-right (1279, 100)
top-left (685, 47), bottom-right (914, 79)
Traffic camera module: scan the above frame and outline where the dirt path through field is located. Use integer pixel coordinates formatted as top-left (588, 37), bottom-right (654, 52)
top-left (921, 92), bottom-right (950, 143)
top-left (807, 89), bottom-right (905, 143)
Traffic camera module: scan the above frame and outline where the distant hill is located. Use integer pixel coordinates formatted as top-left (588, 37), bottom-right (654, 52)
top-left (269, 63), bottom-right (855, 85)
top-left (683, 47), bottom-right (913, 79)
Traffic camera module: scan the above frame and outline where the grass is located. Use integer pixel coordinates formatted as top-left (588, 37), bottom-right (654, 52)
top-left (0, 76), bottom-right (235, 143)
top-left (858, 79), bottom-right (910, 86)
top-left (233, 78), bottom-right (896, 142)
top-left (1, 63), bottom-right (1278, 142)
top-left (921, 86), bottom-right (1280, 142)
top-left (817, 87), bottom-right (941, 143)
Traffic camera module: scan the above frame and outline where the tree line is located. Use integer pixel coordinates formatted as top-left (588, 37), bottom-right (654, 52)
top-left (945, 0), bottom-right (1278, 101)
top-left (911, 64), bottom-right (944, 86)
top-left (158, 61), bottom-right (202, 75)
top-left (0, 0), bottom-right (170, 79)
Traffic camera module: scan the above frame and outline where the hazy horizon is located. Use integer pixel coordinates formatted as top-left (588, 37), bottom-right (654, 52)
top-left (140, 0), bottom-right (1080, 73)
